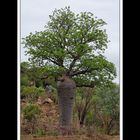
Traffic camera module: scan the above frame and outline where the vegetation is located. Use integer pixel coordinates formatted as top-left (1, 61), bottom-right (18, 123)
top-left (21, 63), bottom-right (119, 135)
top-left (21, 6), bottom-right (119, 138)
top-left (22, 103), bottom-right (41, 134)
top-left (73, 84), bottom-right (119, 135)
top-left (23, 103), bottom-right (41, 122)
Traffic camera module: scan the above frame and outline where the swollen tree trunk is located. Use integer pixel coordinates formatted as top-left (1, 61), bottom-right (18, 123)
top-left (57, 75), bottom-right (76, 135)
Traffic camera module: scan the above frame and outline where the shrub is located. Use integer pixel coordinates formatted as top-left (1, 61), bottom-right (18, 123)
top-left (23, 103), bottom-right (41, 122)
top-left (93, 84), bottom-right (120, 134)
top-left (21, 86), bottom-right (45, 102)
top-left (21, 75), bottom-right (29, 86)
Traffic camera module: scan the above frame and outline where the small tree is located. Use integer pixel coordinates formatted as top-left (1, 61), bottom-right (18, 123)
top-left (75, 87), bottom-right (94, 126)
top-left (93, 84), bottom-right (120, 134)
top-left (23, 6), bottom-right (116, 134)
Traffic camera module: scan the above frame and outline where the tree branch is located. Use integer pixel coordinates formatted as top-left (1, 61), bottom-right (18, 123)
top-left (70, 68), bottom-right (91, 77)
top-left (69, 58), bottom-right (77, 70)
top-left (46, 57), bottom-right (64, 67)
top-left (66, 56), bottom-right (80, 75)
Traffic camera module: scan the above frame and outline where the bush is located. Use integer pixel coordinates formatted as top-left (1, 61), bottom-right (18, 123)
top-left (21, 75), bottom-right (29, 86)
top-left (73, 84), bottom-right (119, 135)
top-left (21, 86), bottom-right (45, 102)
top-left (93, 84), bottom-right (120, 134)
top-left (23, 103), bottom-right (41, 121)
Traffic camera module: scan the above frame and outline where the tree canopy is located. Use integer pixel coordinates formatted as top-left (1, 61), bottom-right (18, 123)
top-left (23, 6), bottom-right (116, 87)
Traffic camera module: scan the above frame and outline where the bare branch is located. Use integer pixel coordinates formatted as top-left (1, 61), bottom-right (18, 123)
top-left (45, 57), bottom-right (64, 67)
top-left (70, 68), bottom-right (91, 77)
top-left (69, 58), bottom-right (77, 70)
top-left (66, 56), bottom-right (80, 75)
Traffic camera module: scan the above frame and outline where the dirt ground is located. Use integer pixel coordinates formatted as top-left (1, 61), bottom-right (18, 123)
top-left (21, 135), bottom-right (120, 140)
top-left (21, 100), bottom-right (120, 140)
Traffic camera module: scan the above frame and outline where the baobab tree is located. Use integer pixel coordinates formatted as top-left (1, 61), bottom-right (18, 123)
top-left (23, 6), bottom-right (116, 134)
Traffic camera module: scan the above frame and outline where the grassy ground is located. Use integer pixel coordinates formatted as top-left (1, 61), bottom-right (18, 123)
top-left (21, 98), bottom-right (119, 140)
top-left (21, 135), bottom-right (119, 140)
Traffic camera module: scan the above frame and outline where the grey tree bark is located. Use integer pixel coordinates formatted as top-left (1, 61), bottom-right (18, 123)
top-left (57, 75), bottom-right (76, 135)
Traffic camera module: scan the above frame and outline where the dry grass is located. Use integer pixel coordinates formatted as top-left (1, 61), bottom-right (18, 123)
top-left (21, 100), bottom-right (119, 140)
top-left (21, 135), bottom-right (119, 140)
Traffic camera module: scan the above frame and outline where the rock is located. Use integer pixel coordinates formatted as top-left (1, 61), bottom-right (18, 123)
top-left (43, 98), bottom-right (53, 104)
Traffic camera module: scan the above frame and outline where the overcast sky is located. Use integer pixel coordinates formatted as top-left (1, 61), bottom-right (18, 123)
top-left (20, 0), bottom-right (120, 83)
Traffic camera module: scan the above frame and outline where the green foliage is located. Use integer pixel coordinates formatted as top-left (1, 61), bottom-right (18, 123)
top-left (23, 103), bottom-right (41, 121)
top-left (21, 62), bottom-right (30, 86)
top-left (21, 61), bottom-right (49, 88)
top-left (21, 86), bottom-right (45, 102)
top-left (21, 6), bottom-right (119, 135)
top-left (21, 75), bottom-right (29, 86)
top-left (21, 61), bottom-right (30, 73)
top-left (94, 84), bottom-right (119, 118)
top-left (23, 6), bottom-right (116, 86)
top-left (93, 84), bottom-right (120, 134)
top-left (74, 84), bottom-right (119, 135)
top-left (85, 111), bottom-right (94, 126)
top-left (34, 128), bottom-right (46, 136)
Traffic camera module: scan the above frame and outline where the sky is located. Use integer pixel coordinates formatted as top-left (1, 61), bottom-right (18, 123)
top-left (20, 0), bottom-right (120, 83)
